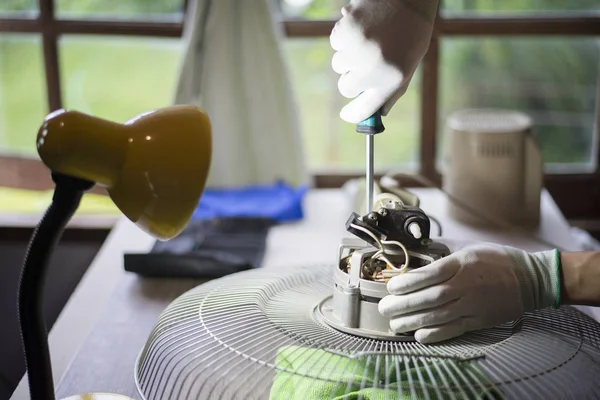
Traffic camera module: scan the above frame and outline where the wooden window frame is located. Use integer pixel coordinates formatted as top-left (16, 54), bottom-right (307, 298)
top-left (1, 1), bottom-right (600, 219)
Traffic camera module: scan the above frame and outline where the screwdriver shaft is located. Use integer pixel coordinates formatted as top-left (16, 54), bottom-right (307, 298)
top-left (366, 134), bottom-right (374, 214)
top-left (356, 109), bottom-right (383, 215)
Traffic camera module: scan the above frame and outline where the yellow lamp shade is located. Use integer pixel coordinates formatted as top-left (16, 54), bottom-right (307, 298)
top-left (36, 105), bottom-right (212, 240)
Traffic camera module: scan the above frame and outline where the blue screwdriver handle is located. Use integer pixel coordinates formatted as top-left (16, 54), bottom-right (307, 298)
top-left (356, 109), bottom-right (385, 134)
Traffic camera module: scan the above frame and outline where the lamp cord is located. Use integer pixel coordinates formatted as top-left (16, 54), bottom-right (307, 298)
top-left (18, 173), bottom-right (94, 400)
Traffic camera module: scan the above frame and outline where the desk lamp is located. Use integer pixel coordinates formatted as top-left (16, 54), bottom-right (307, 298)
top-left (18, 105), bottom-right (212, 400)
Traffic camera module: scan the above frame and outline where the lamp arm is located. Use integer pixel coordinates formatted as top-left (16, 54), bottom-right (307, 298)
top-left (18, 173), bottom-right (94, 400)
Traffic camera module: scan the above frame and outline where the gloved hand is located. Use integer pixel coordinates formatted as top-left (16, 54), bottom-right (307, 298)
top-left (329, 0), bottom-right (439, 123)
top-left (379, 239), bottom-right (561, 344)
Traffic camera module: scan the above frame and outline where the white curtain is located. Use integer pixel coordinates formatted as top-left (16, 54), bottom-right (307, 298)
top-left (174, 0), bottom-right (310, 189)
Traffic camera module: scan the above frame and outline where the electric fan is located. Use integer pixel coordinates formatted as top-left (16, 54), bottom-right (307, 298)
top-left (134, 189), bottom-right (600, 399)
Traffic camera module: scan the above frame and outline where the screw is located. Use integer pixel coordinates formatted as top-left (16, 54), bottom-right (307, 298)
top-left (378, 208), bottom-right (388, 216)
top-left (368, 213), bottom-right (377, 221)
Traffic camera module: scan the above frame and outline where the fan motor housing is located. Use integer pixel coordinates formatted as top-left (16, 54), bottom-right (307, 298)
top-left (317, 238), bottom-right (451, 341)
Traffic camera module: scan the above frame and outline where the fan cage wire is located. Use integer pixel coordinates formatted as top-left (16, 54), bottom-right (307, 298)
top-left (134, 264), bottom-right (600, 400)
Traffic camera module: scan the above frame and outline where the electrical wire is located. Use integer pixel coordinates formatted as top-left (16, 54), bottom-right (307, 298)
top-left (349, 223), bottom-right (410, 281)
top-left (427, 214), bottom-right (443, 236)
top-left (348, 223), bottom-right (398, 267)
top-left (374, 239), bottom-right (411, 281)
top-left (382, 171), bottom-right (567, 251)
top-left (381, 240), bottom-right (410, 270)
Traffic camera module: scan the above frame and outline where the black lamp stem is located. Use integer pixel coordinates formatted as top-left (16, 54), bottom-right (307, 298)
top-left (18, 173), bottom-right (94, 400)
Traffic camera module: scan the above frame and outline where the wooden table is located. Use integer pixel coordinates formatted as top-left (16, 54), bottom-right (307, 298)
top-left (10, 188), bottom-right (600, 399)
top-left (0, 213), bottom-right (117, 230)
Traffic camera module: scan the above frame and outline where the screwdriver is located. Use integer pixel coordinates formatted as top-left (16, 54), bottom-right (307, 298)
top-left (356, 109), bottom-right (385, 215)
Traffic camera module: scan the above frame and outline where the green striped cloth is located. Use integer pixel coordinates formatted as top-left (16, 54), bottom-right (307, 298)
top-left (269, 346), bottom-right (504, 400)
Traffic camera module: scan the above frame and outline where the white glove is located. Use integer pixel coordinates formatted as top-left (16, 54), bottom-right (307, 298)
top-left (329, 0), bottom-right (438, 123)
top-left (378, 239), bottom-right (561, 344)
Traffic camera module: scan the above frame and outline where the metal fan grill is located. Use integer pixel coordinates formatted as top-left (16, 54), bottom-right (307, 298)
top-left (135, 263), bottom-right (600, 400)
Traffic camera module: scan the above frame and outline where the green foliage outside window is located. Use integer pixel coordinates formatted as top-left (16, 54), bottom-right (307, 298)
top-left (0, 0), bottom-right (598, 168)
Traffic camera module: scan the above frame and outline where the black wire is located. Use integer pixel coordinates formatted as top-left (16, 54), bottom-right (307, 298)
top-left (18, 173), bottom-right (94, 400)
top-left (428, 214), bottom-right (443, 236)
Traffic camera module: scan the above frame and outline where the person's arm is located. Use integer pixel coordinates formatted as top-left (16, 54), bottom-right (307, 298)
top-left (560, 251), bottom-right (600, 306)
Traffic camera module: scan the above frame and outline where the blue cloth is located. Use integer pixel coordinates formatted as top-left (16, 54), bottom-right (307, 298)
top-left (192, 182), bottom-right (308, 222)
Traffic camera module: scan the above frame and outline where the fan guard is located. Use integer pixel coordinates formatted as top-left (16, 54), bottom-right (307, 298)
top-left (135, 264), bottom-right (600, 399)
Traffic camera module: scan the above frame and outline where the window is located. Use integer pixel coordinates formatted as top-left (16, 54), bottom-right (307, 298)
top-left (284, 38), bottom-right (421, 172)
top-left (438, 36), bottom-right (599, 170)
top-left (55, 0), bottom-right (184, 20)
top-left (442, 0), bottom-right (599, 15)
top-left (0, 34), bottom-right (47, 155)
top-left (0, 0), bottom-right (185, 158)
top-left (1, 0), bottom-right (599, 218)
top-left (59, 35), bottom-right (182, 124)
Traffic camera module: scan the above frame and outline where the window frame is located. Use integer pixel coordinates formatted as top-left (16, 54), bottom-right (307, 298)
top-left (1, 0), bottom-right (600, 220)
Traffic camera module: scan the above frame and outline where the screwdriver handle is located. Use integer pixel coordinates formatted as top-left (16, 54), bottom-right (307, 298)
top-left (356, 109), bottom-right (385, 134)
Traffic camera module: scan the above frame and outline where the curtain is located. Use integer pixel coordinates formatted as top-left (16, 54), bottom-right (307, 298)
top-left (174, 0), bottom-right (310, 189)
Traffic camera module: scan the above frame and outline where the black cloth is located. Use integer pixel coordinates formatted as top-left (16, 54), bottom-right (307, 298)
top-left (124, 217), bottom-right (274, 279)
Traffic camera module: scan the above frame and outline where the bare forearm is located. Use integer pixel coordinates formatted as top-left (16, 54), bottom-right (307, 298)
top-left (560, 251), bottom-right (600, 306)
